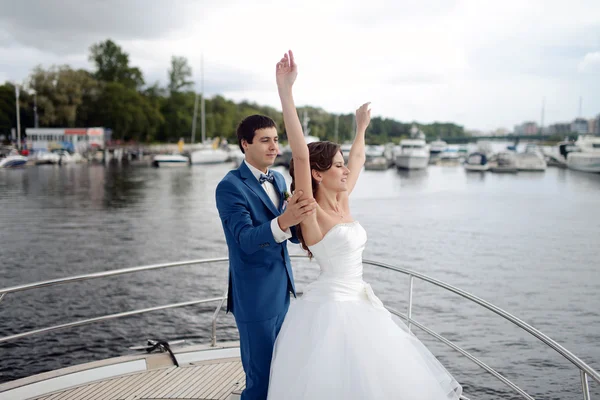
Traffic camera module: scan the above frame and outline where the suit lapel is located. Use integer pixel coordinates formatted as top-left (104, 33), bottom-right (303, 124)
top-left (239, 162), bottom-right (280, 216)
top-left (273, 173), bottom-right (286, 211)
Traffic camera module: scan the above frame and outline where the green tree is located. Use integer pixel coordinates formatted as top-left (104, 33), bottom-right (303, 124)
top-left (2, 37), bottom-right (470, 145)
top-left (205, 95), bottom-right (238, 141)
top-left (158, 56), bottom-right (196, 142)
top-left (28, 65), bottom-right (98, 127)
top-left (88, 82), bottom-right (163, 142)
top-left (0, 83), bottom-right (17, 139)
top-left (89, 39), bottom-right (144, 89)
top-left (168, 56), bottom-right (193, 93)
top-left (0, 83), bottom-right (35, 142)
top-left (160, 91), bottom-right (195, 142)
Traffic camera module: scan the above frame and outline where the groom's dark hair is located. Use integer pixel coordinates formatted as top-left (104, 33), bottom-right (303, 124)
top-left (236, 115), bottom-right (277, 153)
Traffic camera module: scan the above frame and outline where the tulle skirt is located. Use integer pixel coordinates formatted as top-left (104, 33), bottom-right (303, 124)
top-left (267, 280), bottom-right (462, 400)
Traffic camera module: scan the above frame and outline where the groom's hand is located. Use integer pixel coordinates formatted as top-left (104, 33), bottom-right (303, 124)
top-left (278, 190), bottom-right (317, 231)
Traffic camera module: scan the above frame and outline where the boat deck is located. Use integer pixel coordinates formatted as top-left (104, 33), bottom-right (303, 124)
top-left (33, 359), bottom-right (244, 400)
top-left (0, 344), bottom-right (244, 400)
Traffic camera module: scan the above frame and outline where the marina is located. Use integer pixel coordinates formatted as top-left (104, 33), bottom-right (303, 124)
top-left (1, 161), bottom-right (599, 399)
top-left (1, 2), bottom-right (600, 397)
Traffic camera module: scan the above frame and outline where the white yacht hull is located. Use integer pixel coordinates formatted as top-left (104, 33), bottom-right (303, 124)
top-left (516, 153), bottom-right (547, 172)
top-left (0, 155), bottom-right (28, 168)
top-left (152, 155), bottom-right (190, 167)
top-left (429, 140), bottom-right (447, 155)
top-left (463, 152), bottom-right (490, 172)
top-left (567, 153), bottom-right (600, 173)
top-left (464, 163), bottom-right (489, 172)
top-left (490, 166), bottom-right (518, 173)
top-left (190, 149), bottom-right (229, 164)
top-left (394, 139), bottom-right (429, 170)
top-left (364, 156), bottom-right (390, 170)
top-left (518, 166), bottom-right (546, 172)
top-left (395, 154), bottom-right (429, 169)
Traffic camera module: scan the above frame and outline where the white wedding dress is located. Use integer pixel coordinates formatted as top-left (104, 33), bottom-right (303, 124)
top-left (267, 221), bottom-right (462, 399)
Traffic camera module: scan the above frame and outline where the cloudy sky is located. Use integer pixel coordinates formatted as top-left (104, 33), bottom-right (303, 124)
top-left (1, 0), bottom-right (599, 131)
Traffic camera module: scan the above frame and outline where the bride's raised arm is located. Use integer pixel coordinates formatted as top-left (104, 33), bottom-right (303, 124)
top-left (344, 103), bottom-right (371, 196)
top-left (276, 50), bottom-right (321, 240)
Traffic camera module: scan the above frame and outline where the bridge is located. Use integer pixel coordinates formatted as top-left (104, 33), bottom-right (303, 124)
top-left (439, 134), bottom-right (570, 144)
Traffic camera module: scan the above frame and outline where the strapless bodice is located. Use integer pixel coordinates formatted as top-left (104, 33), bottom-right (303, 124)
top-left (304, 221), bottom-right (384, 309)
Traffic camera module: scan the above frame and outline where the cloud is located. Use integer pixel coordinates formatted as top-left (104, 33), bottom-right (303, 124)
top-left (0, 0), bottom-right (599, 130)
top-left (386, 74), bottom-right (446, 85)
top-left (0, 0), bottom-right (225, 55)
top-left (141, 61), bottom-right (272, 96)
top-left (578, 52), bottom-right (600, 73)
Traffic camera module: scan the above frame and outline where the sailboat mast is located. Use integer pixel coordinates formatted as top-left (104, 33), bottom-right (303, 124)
top-left (15, 85), bottom-right (21, 149)
top-left (540, 96), bottom-right (545, 134)
top-left (334, 114), bottom-right (339, 143)
top-left (191, 93), bottom-right (199, 144)
top-left (201, 55), bottom-right (206, 144)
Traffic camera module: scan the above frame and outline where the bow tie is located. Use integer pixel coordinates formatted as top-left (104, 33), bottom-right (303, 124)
top-left (259, 172), bottom-right (275, 184)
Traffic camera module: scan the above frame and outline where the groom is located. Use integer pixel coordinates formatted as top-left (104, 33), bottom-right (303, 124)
top-left (215, 114), bottom-right (316, 400)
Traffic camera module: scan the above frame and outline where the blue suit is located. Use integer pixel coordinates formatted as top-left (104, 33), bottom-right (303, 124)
top-left (215, 162), bottom-right (297, 400)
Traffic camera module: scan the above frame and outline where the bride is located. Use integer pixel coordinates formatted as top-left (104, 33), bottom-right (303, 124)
top-left (266, 50), bottom-right (463, 400)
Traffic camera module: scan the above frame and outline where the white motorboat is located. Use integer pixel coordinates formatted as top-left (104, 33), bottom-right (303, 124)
top-left (475, 140), bottom-right (493, 155)
top-left (364, 145), bottom-right (393, 170)
top-left (464, 152), bottom-right (490, 172)
top-left (0, 256), bottom-right (598, 400)
top-left (151, 154), bottom-right (190, 168)
top-left (0, 154), bottom-right (28, 168)
top-left (490, 152), bottom-right (518, 173)
top-left (30, 151), bottom-right (60, 165)
top-left (394, 139), bottom-right (430, 170)
top-left (515, 152), bottom-right (547, 172)
top-left (524, 143), bottom-right (544, 156)
top-left (229, 148), bottom-right (246, 168)
top-left (0, 150), bottom-right (28, 168)
top-left (52, 149), bottom-right (83, 164)
top-left (364, 156), bottom-right (390, 170)
top-left (190, 148), bottom-right (230, 165)
top-left (464, 141), bottom-right (494, 172)
top-left (428, 140), bottom-right (447, 156)
top-left (365, 144), bottom-right (385, 160)
top-left (438, 146), bottom-right (461, 165)
top-left (30, 149), bottom-right (84, 165)
top-left (567, 135), bottom-right (600, 173)
top-left (546, 141), bottom-right (578, 167)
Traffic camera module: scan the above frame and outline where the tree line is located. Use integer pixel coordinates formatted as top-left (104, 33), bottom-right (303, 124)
top-left (0, 39), bottom-right (466, 146)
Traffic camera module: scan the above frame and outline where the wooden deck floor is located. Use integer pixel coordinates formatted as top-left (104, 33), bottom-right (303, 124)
top-left (31, 357), bottom-right (245, 400)
top-left (2, 342), bottom-right (471, 400)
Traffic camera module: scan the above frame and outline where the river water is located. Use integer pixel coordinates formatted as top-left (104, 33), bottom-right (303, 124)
top-left (1, 158), bottom-right (599, 399)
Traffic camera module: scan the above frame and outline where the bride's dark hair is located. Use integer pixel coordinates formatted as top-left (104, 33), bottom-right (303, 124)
top-left (289, 141), bottom-right (342, 258)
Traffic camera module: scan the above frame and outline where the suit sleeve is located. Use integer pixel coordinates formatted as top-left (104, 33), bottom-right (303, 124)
top-left (216, 180), bottom-right (278, 255)
top-left (289, 226), bottom-right (300, 244)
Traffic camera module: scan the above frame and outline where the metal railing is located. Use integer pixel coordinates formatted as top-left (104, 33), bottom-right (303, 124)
top-left (0, 258), bottom-right (229, 346)
top-left (354, 257), bottom-right (599, 400)
top-left (0, 256), bottom-right (598, 399)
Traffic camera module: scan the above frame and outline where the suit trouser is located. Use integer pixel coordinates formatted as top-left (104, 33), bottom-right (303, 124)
top-left (235, 299), bottom-right (289, 400)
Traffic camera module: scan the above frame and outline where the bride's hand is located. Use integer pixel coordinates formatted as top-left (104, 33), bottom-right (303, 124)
top-left (356, 102), bottom-right (371, 131)
top-left (276, 50), bottom-right (298, 90)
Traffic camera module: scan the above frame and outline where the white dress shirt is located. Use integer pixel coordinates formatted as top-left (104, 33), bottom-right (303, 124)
top-left (244, 160), bottom-right (292, 243)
